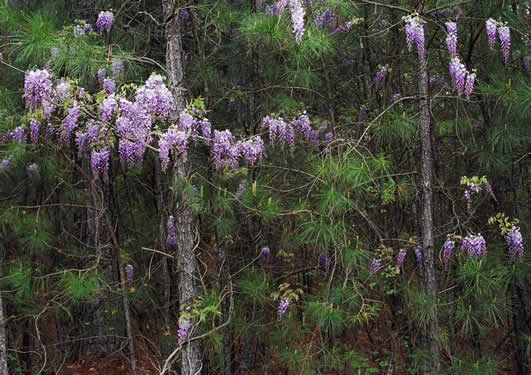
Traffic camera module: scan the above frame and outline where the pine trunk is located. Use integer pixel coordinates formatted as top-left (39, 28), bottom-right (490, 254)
top-left (0, 259), bottom-right (8, 375)
top-left (162, 1), bottom-right (202, 373)
top-left (417, 2), bottom-right (439, 372)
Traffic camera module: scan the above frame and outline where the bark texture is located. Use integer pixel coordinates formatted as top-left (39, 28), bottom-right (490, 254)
top-left (417, 2), bottom-right (439, 372)
top-left (0, 246), bottom-right (8, 375)
top-left (162, 1), bottom-right (202, 373)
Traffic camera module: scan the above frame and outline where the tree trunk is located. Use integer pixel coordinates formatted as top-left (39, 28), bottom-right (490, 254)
top-left (162, 1), bottom-right (202, 374)
top-left (417, 2), bottom-right (439, 373)
top-left (0, 255), bottom-right (8, 375)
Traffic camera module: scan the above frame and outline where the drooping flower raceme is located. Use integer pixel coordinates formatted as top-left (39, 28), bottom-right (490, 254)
top-left (442, 238), bottom-right (455, 264)
top-left (289, 0), bottom-right (305, 44)
top-left (24, 69), bottom-right (53, 109)
top-left (125, 264), bottom-right (134, 283)
top-left (505, 227), bottom-right (524, 259)
top-left (460, 234), bottom-right (487, 258)
top-left (100, 94), bottom-right (117, 123)
top-left (112, 59), bottom-right (124, 77)
top-left (370, 258), bottom-right (382, 275)
top-left (29, 119), bottom-right (40, 143)
top-left (374, 66), bottom-right (387, 87)
top-left (61, 103), bottom-right (81, 143)
top-left (449, 57), bottom-right (467, 94)
top-left (166, 216), bottom-right (176, 248)
top-left (90, 148), bottom-right (110, 180)
top-left (445, 21), bottom-right (458, 56)
top-left (498, 25), bottom-right (510, 64)
top-left (262, 116), bottom-right (295, 149)
top-left (464, 72), bottom-right (476, 97)
top-left (178, 317), bottom-right (191, 345)
top-left (319, 253), bottom-right (329, 271)
top-left (159, 128), bottom-right (188, 171)
top-left (278, 297), bottom-right (290, 317)
top-left (415, 245), bottom-right (423, 263)
top-left (97, 69), bottom-right (106, 86)
top-left (485, 19), bottom-right (497, 50)
top-left (261, 247), bottom-right (271, 261)
top-left (265, 0), bottom-right (288, 16)
top-left (405, 15), bottom-right (424, 56)
top-left (135, 74), bottom-right (174, 120)
top-left (397, 248), bottom-right (406, 267)
top-left (212, 129), bottom-right (239, 170)
top-left (237, 136), bottom-right (265, 166)
top-left (96, 11), bottom-right (114, 33)
top-left (103, 78), bottom-right (116, 95)
top-left (314, 8), bottom-right (337, 31)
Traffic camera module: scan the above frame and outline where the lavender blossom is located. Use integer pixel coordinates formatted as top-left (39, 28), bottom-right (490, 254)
top-left (100, 94), bottom-right (117, 123)
top-left (414, 245), bottom-right (423, 263)
top-left (391, 93), bottom-right (401, 103)
top-left (50, 47), bottom-right (61, 57)
top-left (278, 297), bottom-right (290, 317)
top-left (55, 80), bottom-right (72, 104)
top-left (335, 22), bottom-right (353, 33)
top-left (397, 248), bottom-right (406, 267)
top-left (73, 24), bottom-right (85, 37)
top-left (445, 21), bottom-right (458, 56)
top-left (292, 113), bottom-right (311, 139)
top-left (238, 136), bottom-right (265, 166)
top-left (125, 264), bottom-right (134, 283)
top-left (135, 74), bottom-right (174, 120)
top-left (11, 126), bottom-right (26, 143)
top-left (159, 128), bottom-right (188, 171)
top-left (505, 227), bottom-right (523, 259)
top-left (212, 129), bottom-right (239, 170)
top-left (103, 78), bottom-right (115, 95)
top-left (359, 105), bottom-right (368, 119)
top-left (324, 132), bottom-right (334, 143)
top-left (24, 69), bottom-right (53, 109)
top-left (405, 15), bottom-right (424, 56)
top-left (166, 216), bottom-right (177, 248)
top-left (289, 0), bottom-right (305, 44)
top-left (59, 104), bottom-right (80, 143)
top-left (374, 66), bottom-right (387, 87)
top-left (0, 159), bottom-right (10, 172)
top-left (97, 68), bottom-right (106, 86)
top-left (265, 0), bottom-right (288, 16)
top-left (460, 234), bottom-right (487, 258)
top-left (442, 238), bottom-right (455, 264)
top-left (112, 59), bottom-right (124, 77)
top-left (75, 131), bottom-right (88, 152)
top-left (464, 72), bottom-right (476, 97)
top-left (260, 246), bottom-right (271, 261)
top-left (96, 11), bottom-right (114, 33)
top-left (91, 148), bottom-right (110, 180)
top-left (485, 19), bottom-right (497, 50)
top-left (29, 119), bottom-right (40, 143)
top-left (262, 116), bottom-right (295, 149)
top-left (498, 25), bottom-right (510, 64)
top-left (199, 118), bottom-right (212, 141)
top-left (449, 57), bottom-right (467, 94)
top-left (370, 258), bottom-right (382, 275)
top-left (178, 317), bottom-right (191, 345)
top-left (314, 8), bottom-right (337, 31)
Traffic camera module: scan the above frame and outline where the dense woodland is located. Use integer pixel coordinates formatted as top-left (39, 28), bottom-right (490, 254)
top-left (0, 0), bottom-right (529, 374)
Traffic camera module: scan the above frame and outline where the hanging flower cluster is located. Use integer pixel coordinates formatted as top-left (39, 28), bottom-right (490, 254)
top-left (265, 0), bottom-right (288, 16)
top-left (125, 264), bottom-right (134, 283)
top-left (374, 66), bottom-right (388, 88)
top-left (505, 227), bottom-right (524, 259)
top-left (177, 317), bottom-right (191, 345)
top-left (396, 248), bottom-right (406, 267)
top-left (29, 119), bottom-right (40, 143)
top-left (90, 148), bottom-right (110, 181)
top-left (314, 8), bottom-right (337, 31)
top-left (460, 234), bottom-right (487, 258)
top-left (445, 21), bottom-right (458, 56)
top-left (319, 253), bottom-right (329, 271)
top-left (404, 15), bottom-right (425, 56)
top-left (449, 57), bottom-right (475, 97)
top-left (289, 0), bottom-right (305, 44)
top-left (24, 69), bottom-right (53, 109)
top-left (278, 297), bottom-right (290, 317)
top-left (260, 247), bottom-right (271, 261)
top-left (370, 258), bottom-right (382, 275)
top-left (96, 11), bottom-right (114, 33)
top-left (166, 216), bottom-right (177, 248)
top-left (414, 245), bottom-right (423, 263)
top-left (485, 19), bottom-right (511, 64)
top-left (442, 238), bottom-right (455, 264)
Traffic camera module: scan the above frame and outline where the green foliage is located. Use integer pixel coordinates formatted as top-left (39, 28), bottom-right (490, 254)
top-left (237, 268), bottom-right (270, 304)
top-left (305, 299), bottom-right (347, 334)
top-left (60, 272), bottom-right (102, 304)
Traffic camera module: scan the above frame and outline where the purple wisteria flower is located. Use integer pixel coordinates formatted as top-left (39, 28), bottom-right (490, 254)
top-left (75, 131), bottom-right (88, 152)
top-left (96, 11), bottom-right (114, 33)
top-left (60, 104), bottom-right (81, 143)
top-left (414, 245), bottom-right (423, 263)
top-left (55, 80), bottom-right (72, 104)
top-left (359, 105), bottom-right (368, 119)
top-left (159, 128), bottom-right (188, 171)
top-left (498, 25), bottom-right (510, 64)
top-left (260, 246), bottom-right (271, 261)
top-left (0, 159), bottom-right (10, 172)
top-left (265, 0), bottom-right (288, 16)
top-left (460, 234), bottom-right (487, 258)
top-left (100, 94), bottom-right (117, 123)
top-left (397, 248), bottom-right (406, 267)
top-left (91, 148), bottom-right (110, 180)
top-left (238, 136), bottom-right (265, 166)
top-left (292, 113), bottom-right (311, 139)
top-left (166, 216), bottom-right (176, 248)
top-left (505, 227), bottom-right (523, 259)
top-left (11, 126), bottom-right (26, 143)
top-left (29, 119), bottom-right (40, 143)
top-left (135, 74), bottom-right (174, 120)
top-left (24, 69), bottom-right (53, 109)
top-left (314, 8), bottom-right (337, 31)
top-left (464, 72), bottom-right (476, 97)
top-left (262, 116), bottom-right (295, 149)
top-left (405, 15), bottom-right (424, 56)
top-left (445, 21), bottom-right (458, 56)
top-left (485, 19), bottom-right (497, 50)
top-left (374, 66), bottom-right (387, 88)
top-left (125, 264), bottom-right (134, 283)
top-left (199, 118), bottom-right (212, 141)
top-left (290, 0), bottom-right (305, 44)
top-left (442, 238), bottom-right (455, 264)
top-left (103, 78), bottom-right (115, 95)
top-left (449, 57), bottom-right (467, 94)
top-left (278, 296), bottom-right (290, 317)
top-left (335, 22), bottom-right (353, 33)
top-left (370, 258), bottom-right (382, 275)
top-left (391, 93), bottom-right (401, 103)
top-left (324, 132), bottom-right (334, 143)
top-left (178, 317), bottom-right (191, 345)
top-left (97, 68), bottom-right (106, 86)
top-left (112, 59), bottom-right (124, 77)
top-left (212, 129), bottom-right (238, 169)
top-left (319, 253), bottom-right (329, 271)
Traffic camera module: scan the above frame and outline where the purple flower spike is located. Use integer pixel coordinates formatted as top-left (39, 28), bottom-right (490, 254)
top-left (405, 15), bottom-right (424, 56)
top-left (505, 227), bottom-right (523, 259)
top-left (278, 297), bottom-right (290, 317)
top-left (289, 0), bottom-right (305, 44)
top-left (464, 72), bottom-right (476, 97)
top-left (498, 26), bottom-right (510, 64)
top-left (442, 238), bottom-right (455, 264)
top-left (125, 264), bottom-right (134, 283)
top-left (415, 245), bottom-right (423, 263)
top-left (460, 234), bottom-right (487, 258)
top-left (485, 19), bottom-right (497, 50)
top-left (103, 78), bottom-right (115, 95)
top-left (449, 57), bottom-right (467, 94)
top-left (261, 247), bottom-right (271, 260)
top-left (397, 248), bottom-right (406, 267)
top-left (374, 66), bottom-right (387, 88)
top-left (445, 21), bottom-right (458, 56)
top-left (319, 253), bottom-right (329, 271)
top-left (178, 317), bottom-right (191, 345)
top-left (369, 258), bottom-right (382, 275)
top-left (96, 11), bottom-right (114, 33)
top-left (166, 216), bottom-right (177, 248)
top-left (90, 148), bottom-right (110, 181)
top-left (30, 119), bottom-right (40, 143)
